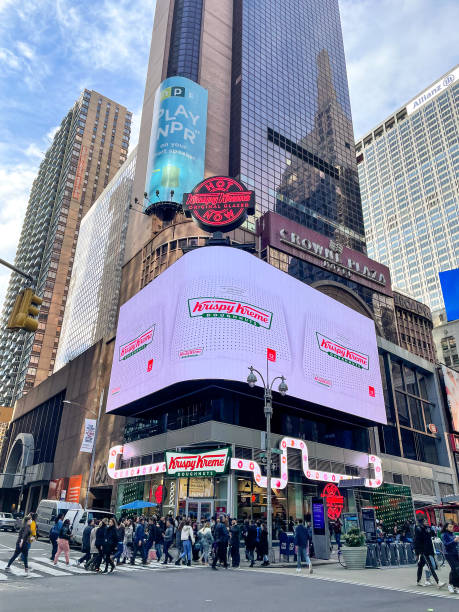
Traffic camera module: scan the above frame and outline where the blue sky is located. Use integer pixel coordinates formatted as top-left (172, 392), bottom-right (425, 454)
top-left (0, 0), bottom-right (458, 307)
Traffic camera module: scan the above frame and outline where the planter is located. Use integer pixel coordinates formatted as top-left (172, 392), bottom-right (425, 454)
top-left (341, 546), bottom-right (367, 569)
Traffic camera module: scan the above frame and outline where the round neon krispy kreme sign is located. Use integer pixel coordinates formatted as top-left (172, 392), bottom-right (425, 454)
top-left (107, 437), bottom-right (383, 490)
top-left (183, 176), bottom-right (255, 233)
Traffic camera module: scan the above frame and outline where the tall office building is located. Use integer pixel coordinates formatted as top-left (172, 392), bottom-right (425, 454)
top-left (54, 147), bottom-right (137, 370)
top-left (356, 66), bottom-right (459, 312)
top-left (0, 90), bottom-right (131, 406)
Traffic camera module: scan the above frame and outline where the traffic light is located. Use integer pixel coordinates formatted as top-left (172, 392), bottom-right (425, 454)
top-left (6, 289), bottom-right (42, 332)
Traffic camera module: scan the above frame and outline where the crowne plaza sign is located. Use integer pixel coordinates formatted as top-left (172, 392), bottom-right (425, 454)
top-left (165, 448), bottom-right (231, 477)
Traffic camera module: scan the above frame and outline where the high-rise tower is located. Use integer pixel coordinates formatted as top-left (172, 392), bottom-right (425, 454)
top-left (0, 90), bottom-right (131, 405)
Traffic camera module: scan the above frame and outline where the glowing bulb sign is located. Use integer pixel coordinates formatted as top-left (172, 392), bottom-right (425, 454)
top-left (107, 436), bottom-right (383, 491)
top-left (321, 483), bottom-right (344, 520)
top-left (183, 176), bottom-right (255, 233)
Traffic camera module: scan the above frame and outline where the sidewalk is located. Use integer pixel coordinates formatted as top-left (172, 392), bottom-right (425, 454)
top-left (245, 556), bottom-right (458, 598)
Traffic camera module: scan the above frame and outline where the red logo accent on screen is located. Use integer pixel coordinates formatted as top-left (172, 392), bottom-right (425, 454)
top-left (369, 386), bottom-right (375, 397)
top-left (154, 485), bottom-right (163, 504)
top-left (183, 176), bottom-right (255, 233)
top-left (147, 359), bottom-right (154, 372)
top-left (267, 348), bottom-right (276, 362)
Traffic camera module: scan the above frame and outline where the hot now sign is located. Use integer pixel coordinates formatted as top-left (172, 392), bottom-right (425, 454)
top-left (165, 448), bottom-right (231, 477)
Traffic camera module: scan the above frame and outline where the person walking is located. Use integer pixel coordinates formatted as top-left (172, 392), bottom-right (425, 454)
top-left (102, 517), bottom-right (118, 573)
top-left (5, 517), bottom-right (32, 577)
top-left (245, 520), bottom-right (258, 568)
top-left (162, 518), bottom-right (175, 565)
top-left (334, 518), bottom-right (343, 550)
top-left (93, 518), bottom-right (108, 571)
top-left (154, 519), bottom-right (163, 562)
top-left (131, 517), bottom-right (147, 565)
top-left (230, 519), bottom-right (241, 568)
top-left (49, 513), bottom-right (64, 560)
top-left (199, 522), bottom-right (213, 565)
top-left (259, 523), bottom-right (269, 566)
top-left (77, 519), bottom-right (94, 567)
top-left (175, 518), bottom-right (194, 566)
top-left (122, 518), bottom-right (133, 564)
top-left (414, 516), bottom-right (445, 589)
top-left (441, 521), bottom-right (459, 594)
top-left (114, 519), bottom-right (125, 565)
top-left (212, 515), bottom-right (229, 570)
top-left (54, 518), bottom-right (72, 566)
top-left (294, 518), bottom-right (313, 574)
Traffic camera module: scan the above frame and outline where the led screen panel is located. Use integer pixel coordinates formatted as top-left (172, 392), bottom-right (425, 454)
top-left (439, 269), bottom-right (459, 322)
top-left (106, 247), bottom-right (386, 424)
top-left (442, 365), bottom-right (459, 433)
top-left (145, 76), bottom-right (208, 207)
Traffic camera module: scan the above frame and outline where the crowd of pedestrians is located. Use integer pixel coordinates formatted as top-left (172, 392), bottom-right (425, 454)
top-left (34, 512), bottom-right (292, 574)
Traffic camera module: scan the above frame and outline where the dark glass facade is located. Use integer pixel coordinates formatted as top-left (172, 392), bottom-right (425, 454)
top-left (167, 0), bottom-right (203, 82)
top-left (230, 0), bottom-right (366, 252)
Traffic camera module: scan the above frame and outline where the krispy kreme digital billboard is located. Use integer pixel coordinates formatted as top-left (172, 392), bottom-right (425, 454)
top-left (106, 247), bottom-right (386, 424)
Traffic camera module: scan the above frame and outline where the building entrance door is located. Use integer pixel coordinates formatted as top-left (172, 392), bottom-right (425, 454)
top-left (185, 499), bottom-right (214, 522)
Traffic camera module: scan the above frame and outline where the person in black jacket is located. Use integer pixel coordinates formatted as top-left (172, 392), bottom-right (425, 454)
top-left (245, 520), bottom-right (258, 568)
top-left (212, 516), bottom-right (229, 570)
top-left (6, 517), bottom-right (32, 575)
top-left (414, 516), bottom-right (445, 589)
top-left (259, 523), bottom-right (269, 566)
top-left (94, 518), bottom-right (108, 571)
top-left (77, 519), bottom-right (95, 566)
top-left (230, 519), bottom-right (240, 568)
top-left (102, 518), bottom-right (118, 573)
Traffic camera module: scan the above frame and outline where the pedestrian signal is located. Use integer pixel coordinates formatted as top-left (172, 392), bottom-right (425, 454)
top-left (6, 289), bottom-right (42, 332)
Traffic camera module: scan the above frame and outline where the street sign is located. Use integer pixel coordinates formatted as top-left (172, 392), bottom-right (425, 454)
top-left (338, 478), bottom-right (366, 488)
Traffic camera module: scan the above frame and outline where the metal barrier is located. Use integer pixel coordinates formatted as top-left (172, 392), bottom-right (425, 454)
top-left (365, 541), bottom-right (416, 568)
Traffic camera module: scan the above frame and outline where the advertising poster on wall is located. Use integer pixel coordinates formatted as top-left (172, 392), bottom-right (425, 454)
top-left (442, 365), bottom-right (459, 432)
top-left (106, 247), bottom-right (385, 425)
top-left (66, 474), bottom-right (82, 503)
top-left (145, 76), bottom-right (208, 207)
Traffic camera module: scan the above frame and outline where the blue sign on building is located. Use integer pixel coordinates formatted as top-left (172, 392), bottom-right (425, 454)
top-left (145, 76), bottom-right (208, 208)
top-left (439, 268), bottom-right (459, 322)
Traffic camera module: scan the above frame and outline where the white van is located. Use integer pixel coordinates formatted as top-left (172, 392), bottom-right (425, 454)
top-left (36, 500), bottom-right (82, 537)
top-left (66, 509), bottom-right (116, 545)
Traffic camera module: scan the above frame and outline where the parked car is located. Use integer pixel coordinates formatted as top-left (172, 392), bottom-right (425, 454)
top-left (0, 512), bottom-right (16, 531)
top-left (65, 509), bottom-right (116, 545)
top-left (36, 500), bottom-right (82, 537)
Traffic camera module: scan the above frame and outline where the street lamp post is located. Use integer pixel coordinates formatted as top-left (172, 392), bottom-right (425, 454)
top-left (246, 365), bottom-right (287, 561)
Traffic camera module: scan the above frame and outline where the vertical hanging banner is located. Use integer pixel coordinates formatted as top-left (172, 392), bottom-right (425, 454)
top-left (145, 76), bottom-right (208, 208)
top-left (66, 475), bottom-right (82, 503)
top-left (80, 418), bottom-right (97, 453)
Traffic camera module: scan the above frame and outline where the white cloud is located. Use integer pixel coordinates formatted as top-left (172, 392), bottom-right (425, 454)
top-left (128, 106), bottom-right (142, 151)
top-left (46, 125), bottom-right (60, 142)
top-left (16, 41), bottom-right (35, 60)
top-left (0, 161), bottom-right (38, 306)
top-left (340, 0), bottom-right (459, 138)
top-left (25, 142), bottom-right (44, 159)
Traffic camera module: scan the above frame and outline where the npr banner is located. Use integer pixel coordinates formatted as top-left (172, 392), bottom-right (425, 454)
top-left (442, 365), bottom-right (459, 432)
top-left (80, 418), bottom-right (97, 453)
top-left (145, 76), bottom-right (208, 207)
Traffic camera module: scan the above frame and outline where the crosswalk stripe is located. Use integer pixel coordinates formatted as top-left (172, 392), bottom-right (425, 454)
top-left (0, 559), bottom-right (40, 578)
top-left (28, 562), bottom-right (69, 577)
top-left (35, 557), bottom-right (87, 574)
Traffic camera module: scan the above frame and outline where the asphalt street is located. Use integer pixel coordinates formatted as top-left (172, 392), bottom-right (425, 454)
top-left (1, 531), bottom-right (458, 612)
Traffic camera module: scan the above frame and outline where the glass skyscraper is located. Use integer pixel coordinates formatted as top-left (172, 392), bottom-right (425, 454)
top-left (230, 0), bottom-right (365, 252)
top-left (54, 148), bottom-right (137, 371)
top-left (356, 65), bottom-right (459, 312)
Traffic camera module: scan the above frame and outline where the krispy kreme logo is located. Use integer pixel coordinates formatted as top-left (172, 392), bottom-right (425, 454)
top-left (166, 448), bottom-right (230, 477)
top-left (316, 332), bottom-right (369, 370)
top-left (119, 326), bottom-right (155, 360)
top-left (188, 298), bottom-right (272, 329)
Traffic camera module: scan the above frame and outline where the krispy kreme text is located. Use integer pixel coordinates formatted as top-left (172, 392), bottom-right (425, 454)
top-left (188, 298), bottom-right (272, 328)
top-left (119, 326), bottom-right (155, 360)
top-left (165, 448), bottom-right (230, 477)
top-left (316, 332), bottom-right (369, 369)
